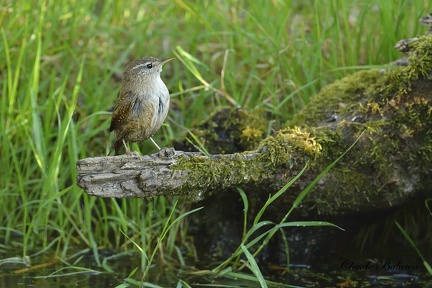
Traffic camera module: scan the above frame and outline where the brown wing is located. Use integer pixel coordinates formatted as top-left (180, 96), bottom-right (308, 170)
top-left (109, 91), bottom-right (134, 132)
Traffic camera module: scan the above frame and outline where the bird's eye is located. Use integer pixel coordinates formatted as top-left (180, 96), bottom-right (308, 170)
top-left (146, 63), bottom-right (153, 69)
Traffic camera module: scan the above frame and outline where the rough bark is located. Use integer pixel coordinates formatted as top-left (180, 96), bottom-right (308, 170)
top-left (77, 148), bottom-right (192, 198)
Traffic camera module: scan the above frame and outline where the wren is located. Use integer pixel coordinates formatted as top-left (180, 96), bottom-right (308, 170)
top-left (109, 57), bottom-right (175, 155)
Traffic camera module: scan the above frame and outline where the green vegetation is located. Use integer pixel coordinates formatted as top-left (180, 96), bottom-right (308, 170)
top-left (1, 0), bottom-right (431, 286)
top-left (286, 31), bottom-right (432, 215)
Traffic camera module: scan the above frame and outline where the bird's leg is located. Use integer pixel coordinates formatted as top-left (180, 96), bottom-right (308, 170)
top-left (123, 139), bottom-right (141, 158)
top-left (122, 139), bottom-right (130, 153)
top-left (149, 137), bottom-right (176, 158)
top-left (149, 137), bottom-right (161, 150)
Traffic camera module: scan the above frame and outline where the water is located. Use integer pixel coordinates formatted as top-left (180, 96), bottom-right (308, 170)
top-left (1, 252), bottom-right (431, 287)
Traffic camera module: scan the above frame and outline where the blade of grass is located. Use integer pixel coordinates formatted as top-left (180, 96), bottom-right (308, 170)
top-left (395, 221), bottom-right (432, 275)
top-left (240, 244), bottom-right (267, 288)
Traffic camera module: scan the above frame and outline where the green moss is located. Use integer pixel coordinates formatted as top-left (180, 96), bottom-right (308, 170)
top-left (258, 127), bottom-right (323, 162)
top-left (173, 125), bottom-right (325, 195)
top-left (290, 69), bottom-right (382, 127)
top-left (241, 126), bottom-right (263, 145)
top-left (175, 107), bottom-right (268, 154)
top-left (366, 102), bottom-right (382, 115)
top-left (374, 35), bottom-right (432, 97)
top-left (173, 152), bottom-right (264, 196)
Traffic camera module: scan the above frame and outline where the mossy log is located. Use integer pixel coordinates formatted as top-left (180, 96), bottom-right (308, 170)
top-left (77, 34), bottom-right (432, 216)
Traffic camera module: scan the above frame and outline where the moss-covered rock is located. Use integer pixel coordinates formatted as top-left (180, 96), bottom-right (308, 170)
top-left (287, 35), bottom-right (432, 215)
top-left (174, 34), bottom-right (432, 216)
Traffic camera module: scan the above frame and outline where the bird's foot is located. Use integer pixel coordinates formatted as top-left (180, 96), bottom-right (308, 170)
top-left (122, 140), bottom-right (141, 158)
top-left (158, 147), bottom-right (176, 158)
top-left (125, 149), bottom-right (141, 159)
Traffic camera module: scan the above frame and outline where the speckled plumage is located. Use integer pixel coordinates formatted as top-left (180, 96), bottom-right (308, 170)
top-left (109, 57), bottom-right (174, 155)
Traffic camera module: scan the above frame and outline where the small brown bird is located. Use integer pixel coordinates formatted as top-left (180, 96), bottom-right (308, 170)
top-left (109, 57), bottom-right (175, 155)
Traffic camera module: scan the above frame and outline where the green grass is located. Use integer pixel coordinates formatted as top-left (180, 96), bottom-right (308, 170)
top-left (1, 0), bottom-right (431, 286)
top-left (396, 221), bottom-right (432, 275)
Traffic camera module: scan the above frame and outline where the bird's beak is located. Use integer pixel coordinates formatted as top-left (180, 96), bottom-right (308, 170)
top-left (161, 57), bottom-right (176, 65)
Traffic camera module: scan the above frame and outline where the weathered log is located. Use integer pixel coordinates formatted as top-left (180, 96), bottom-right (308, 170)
top-left (77, 148), bottom-right (193, 198)
top-left (76, 136), bottom-right (318, 201)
